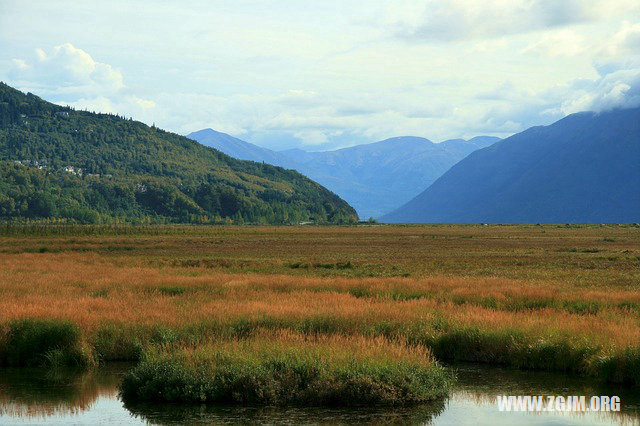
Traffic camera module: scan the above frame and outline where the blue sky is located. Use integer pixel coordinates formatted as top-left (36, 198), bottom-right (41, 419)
top-left (1, 0), bottom-right (639, 151)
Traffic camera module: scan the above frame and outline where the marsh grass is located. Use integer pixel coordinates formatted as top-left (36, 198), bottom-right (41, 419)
top-left (147, 286), bottom-right (189, 296)
top-left (289, 261), bottom-right (354, 270)
top-left (0, 319), bottom-right (93, 368)
top-left (119, 331), bottom-right (453, 405)
top-left (90, 289), bottom-right (109, 298)
top-left (0, 225), bottom-right (638, 389)
top-left (2, 315), bottom-right (639, 385)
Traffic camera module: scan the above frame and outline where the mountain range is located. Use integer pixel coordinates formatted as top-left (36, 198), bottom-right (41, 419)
top-left (3, 80), bottom-right (637, 225)
top-left (382, 107), bottom-right (640, 224)
top-left (0, 82), bottom-right (357, 224)
top-left (187, 129), bottom-right (499, 218)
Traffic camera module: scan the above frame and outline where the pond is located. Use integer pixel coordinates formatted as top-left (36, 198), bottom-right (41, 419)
top-left (0, 363), bottom-right (637, 425)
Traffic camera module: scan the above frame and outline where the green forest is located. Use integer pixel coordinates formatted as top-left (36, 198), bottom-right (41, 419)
top-left (0, 83), bottom-right (357, 224)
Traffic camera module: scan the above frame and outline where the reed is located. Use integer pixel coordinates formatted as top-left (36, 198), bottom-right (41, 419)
top-left (0, 224), bottom-right (638, 388)
top-left (119, 331), bottom-right (453, 405)
top-left (0, 319), bottom-right (93, 368)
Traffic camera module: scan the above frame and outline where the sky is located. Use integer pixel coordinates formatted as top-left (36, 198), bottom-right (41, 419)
top-left (1, 0), bottom-right (639, 151)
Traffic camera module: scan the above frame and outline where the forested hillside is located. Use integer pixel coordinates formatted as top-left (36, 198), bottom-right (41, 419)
top-left (0, 83), bottom-right (357, 224)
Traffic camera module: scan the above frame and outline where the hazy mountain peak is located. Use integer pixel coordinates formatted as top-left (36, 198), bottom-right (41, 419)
top-left (186, 128), bottom-right (246, 144)
top-left (186, 128), bottom-right (285, 165)
top-left (188, 128), bottom-right (499, 218)
top-left (381, 136), bottom-right (433, 144)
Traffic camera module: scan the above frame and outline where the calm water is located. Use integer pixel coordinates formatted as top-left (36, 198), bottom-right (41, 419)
top-left (0, 363), bottom-right (638, 425)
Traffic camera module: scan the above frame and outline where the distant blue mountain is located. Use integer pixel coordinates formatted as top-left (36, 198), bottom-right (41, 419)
top-left (186, 128), bottom-right (287, 166)
top-left (382, 107), bottom-right (640, 224)
top-left (186, 130), bottom-right (498, 218)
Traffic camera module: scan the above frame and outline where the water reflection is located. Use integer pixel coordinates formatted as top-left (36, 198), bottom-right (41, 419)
top-left (0, 365), bottom-right (132, 423)
top-left (125, 402), bottom-right (446, 425)
top-left (0, 363), bottom-right (639, 425)
top-left (443, 364), bottom-right (640, 426)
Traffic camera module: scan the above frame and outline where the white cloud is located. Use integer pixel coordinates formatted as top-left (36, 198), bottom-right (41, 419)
top-left (66, 95), bottom-right (158, 118)
top-left (522, 29), bottom-right (587, 57)
top-left (559, 69), bottom-right (640, 114)
top-left (595, 22), bottom-right (640, 74)
top-left (9, 43), bottom-right (124, 96)
top-left (7, 43), bottom-right (157, 123)
top-left (292, 130), bottom-right (329, 146)
top-left (468, 19), bottom-right (640, 132)
top-left (603, 21), bottom-right (640, 53)
top-left (133, 97), bottom-right (156, 110)
top-left (557, 22), bottom-right (640, 113)
top-left (11, 59), bottom-right (29, 70)
top-left (1, 3), bottom-right (639, 151)
top-left (393, 0), bottom-right (640, 41)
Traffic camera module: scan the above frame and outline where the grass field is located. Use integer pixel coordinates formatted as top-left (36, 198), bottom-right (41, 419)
top-left (0, 224), bottom-right (639, 402)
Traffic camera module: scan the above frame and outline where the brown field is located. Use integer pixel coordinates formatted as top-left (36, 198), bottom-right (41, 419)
top-left (0, 224), bottom-right (639, 385)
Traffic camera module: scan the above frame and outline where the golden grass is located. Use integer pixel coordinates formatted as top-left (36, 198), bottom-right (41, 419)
top-left (0, 225), bottom-right (639, 383)
top-left (0, 251), bottom-right (637, 345)
top-left (155, 329), bottom-right (438, 368)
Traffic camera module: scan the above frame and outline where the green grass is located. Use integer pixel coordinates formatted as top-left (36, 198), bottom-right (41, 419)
top-left (2, 315), bottom-right (639, 388)
top-left (119, 335), bottom-right (453, 406)
top-left (0, 319), bottom-right (93, 368)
